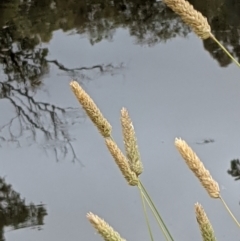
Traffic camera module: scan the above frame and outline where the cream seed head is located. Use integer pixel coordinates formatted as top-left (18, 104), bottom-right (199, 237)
top-left (175, 138), bottom-right (220, 198)
top-left (70, 80), bottom-right (112, 138)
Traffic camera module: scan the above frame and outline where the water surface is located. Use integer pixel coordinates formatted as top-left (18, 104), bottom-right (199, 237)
top-left (0, 0), bottom-right (240, 240)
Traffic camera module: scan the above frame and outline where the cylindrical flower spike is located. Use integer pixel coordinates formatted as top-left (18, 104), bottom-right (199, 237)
top-left (163, 0), bottom-right (211, 39)
top-left (70, 80), bottom-right (112, 138)
top-left (105, 138), bottom-right (139, 186)
top-left (120, 108), bottom-right (143, 176)
top-left (175, 138), bottom-right (220, 198)
top-left (195, 203), bottom-right (216, 241)
top-left (87, 212), bottom-right (127, 241)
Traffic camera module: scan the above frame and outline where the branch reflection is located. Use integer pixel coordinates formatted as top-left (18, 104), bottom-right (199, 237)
top-left (0, 177), bottom-right (47, 241)
top-left (0, 18), bottom-right (124, 163)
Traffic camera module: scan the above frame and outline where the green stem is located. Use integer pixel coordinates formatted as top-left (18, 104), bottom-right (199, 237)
top-left (139, 186), bottom-right (154, 241)
top-left (209, 33), bottom-right (240, 68)
top-left (109, 135), bottom-right (173, 240)
top-left (138, 181), bottom-right (174, 241)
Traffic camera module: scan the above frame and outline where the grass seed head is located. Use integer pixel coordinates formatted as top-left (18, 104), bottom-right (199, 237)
top-left (195, 203), bottom-right (216, 241)
top-left (105, 138), bottom-right (139, 186)
top-left (70, 80), bottom-right (112, 138)
top-left (175, 138), bottom-right (220, 198)
top-left (87, 212), bottom-right (127, 241)
top-left (163, 0), bottom-right (211, 39)
top-left (120, 108), bottom-right (143, 176)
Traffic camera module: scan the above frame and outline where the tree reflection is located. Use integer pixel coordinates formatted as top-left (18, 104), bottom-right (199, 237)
top-left (0, 80), bottom-right (84, 163)
top-left (0, 25), bottom-right (82, 162)
top-left (0, 61), bottom-right (123, 164)
top-left (0, 0), bottom-right (239, 161)
top-left (0, 9), bottom-right (124, 163)
top-left (0, 59), bottom-right (124, 163)
top-left (0, 177), bottom-right (47, 241)
top-left (227, 159), bottom-right (240, 181)
top-left (0, 0), bottom-right (239, 67)
top-left (190, 0), bottom-right (240, 67)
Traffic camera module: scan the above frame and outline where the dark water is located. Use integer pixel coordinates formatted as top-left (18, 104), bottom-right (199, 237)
top-left (0, 0), bottom-right (240, 240)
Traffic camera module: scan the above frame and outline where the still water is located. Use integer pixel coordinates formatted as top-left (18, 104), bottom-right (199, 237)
top-left (0, 0), bottom-right (240, 240)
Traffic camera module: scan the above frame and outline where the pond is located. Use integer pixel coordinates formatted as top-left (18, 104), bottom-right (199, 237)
top-left (0, 0), bottom-right (240, 240)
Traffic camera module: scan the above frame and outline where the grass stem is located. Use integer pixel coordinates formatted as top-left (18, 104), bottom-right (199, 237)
top-left (219, 195), bottom-right (240, 228)
top-left (139, 188), bottom-right (154, 241)
top-left (210, 33), bottom-right (240, 68)
top-left (138, 181), bottom-right (174, 241)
